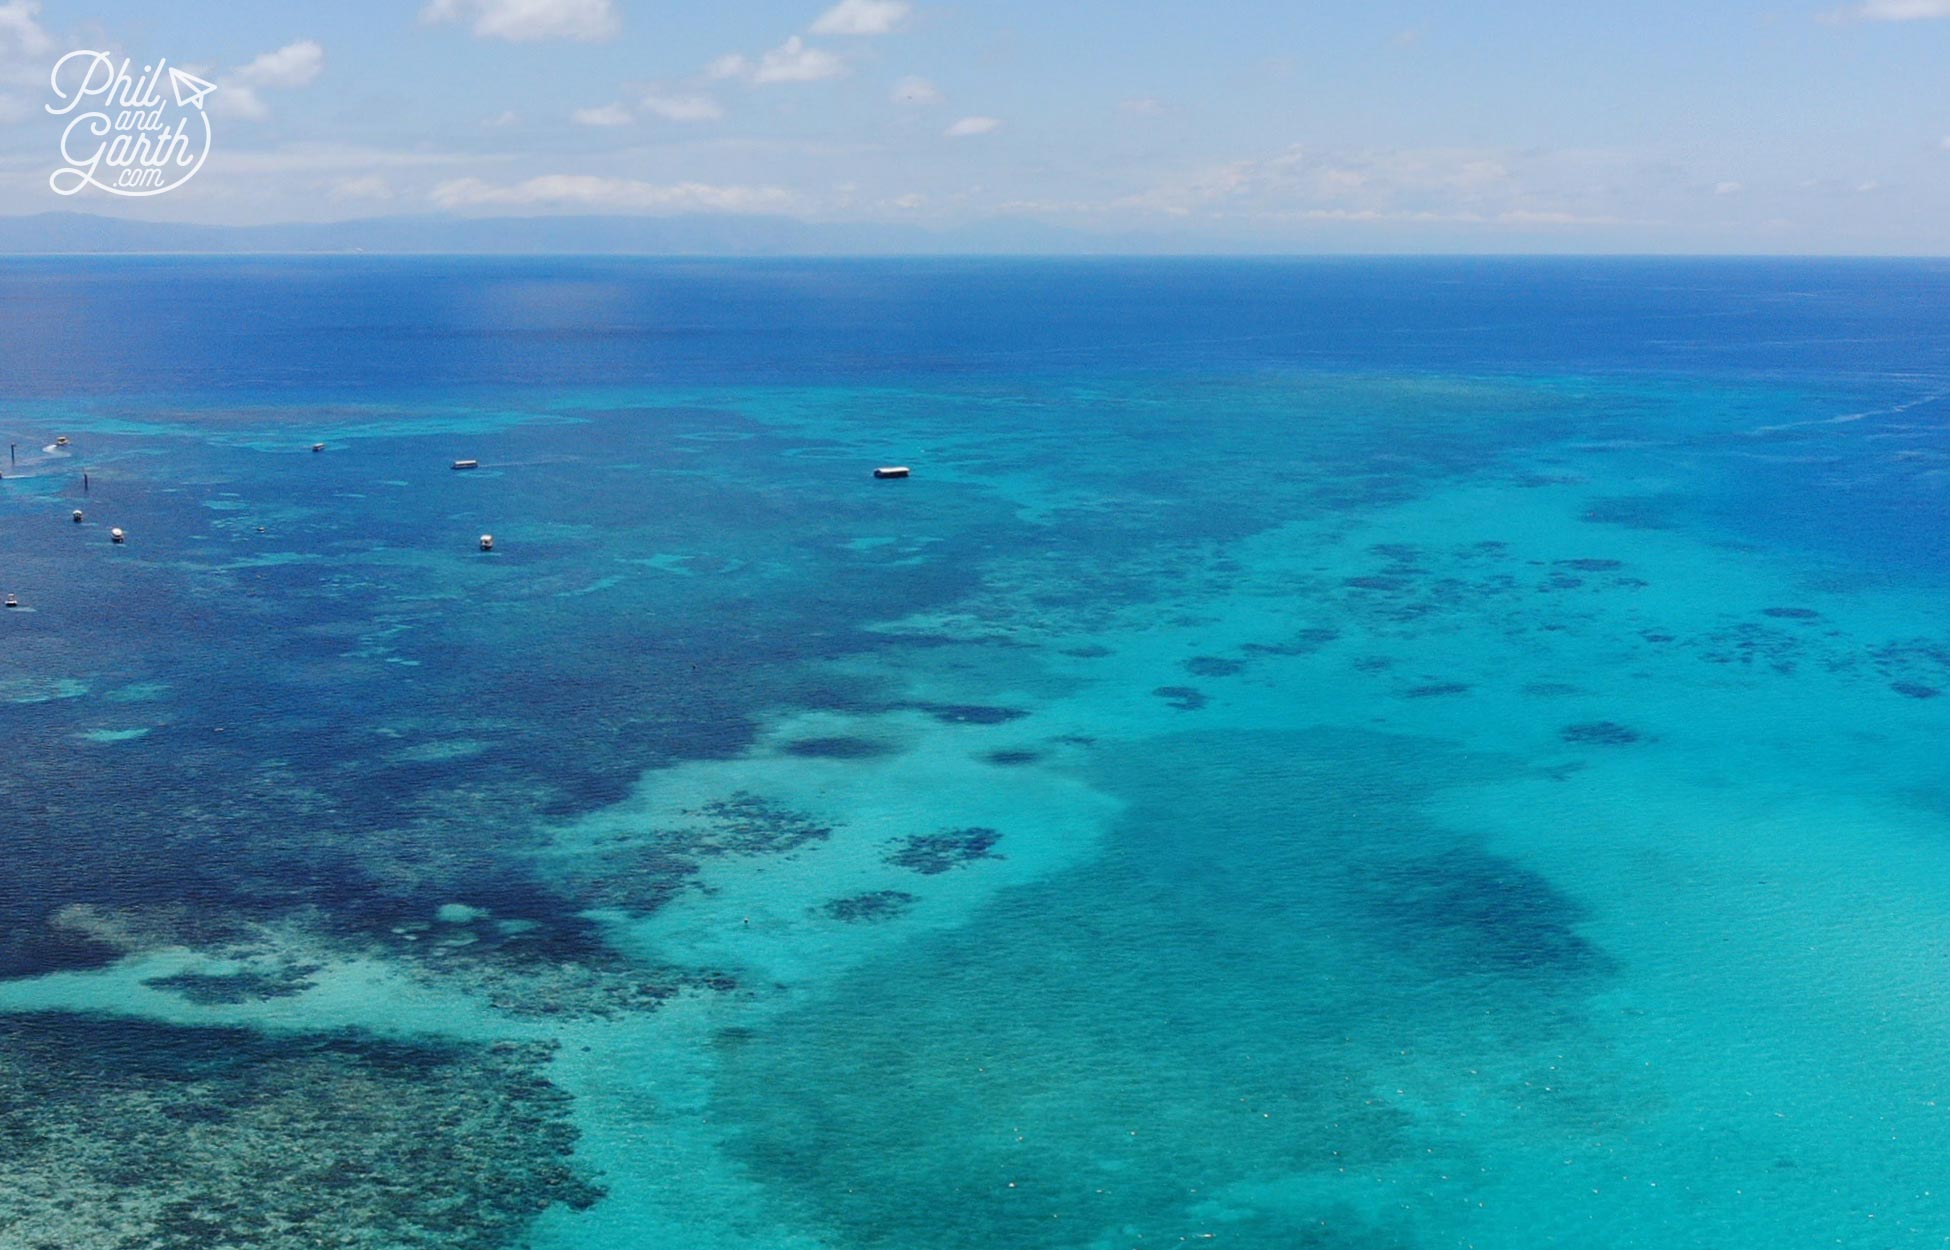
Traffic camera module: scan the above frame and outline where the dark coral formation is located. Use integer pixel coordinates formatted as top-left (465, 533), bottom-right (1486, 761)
top-left (546, 791), bottom-right (834, 941)
top-left (143, 963), bottom-right (322, 1005)
top-left (1241, 627), bottom-right (1341, 656)
top-left (1151, 686), bottom-right (1207, 711)
top-left (981, 749), bottom-right (1042, 766)
top-left (1561, 721), bottom-right (1643, 746)
top-left (1402, 682), bottom-right (1471, 699)
top-left (1762, 607), bottom-right (1821, 621)
top-left (885, 828), bottom-right (1004, 876)
top-left (1181, 656), bottom-right (1243, 678)
top-left (1869, 639), bottom-right (1950, 693)
top-left (914, 704), bottom-right (1029, 726)
top-left (686, 793), bottom-right (834, 857)
top-left (1696, 622), bottom-right (1805, 674)
top-left (0, 1015), bottom-right (602, 1250)
top-left (548, 847), bottom-right (704, 917)
top-left (1330, 540), bottom-right (1549, 630)
top-left (453, 954), bottom-right (736, 1020)
top-left (1353, 848), bottom-right (1611, 979)
top-left (1891, 682), bottom-right (1941, 700)
top-left (782, 735), bottom-right (893, 760)
top-left (818, 891), bottom-right (919, 923)
top-left (1582, 494), bottom-right (1676, 529)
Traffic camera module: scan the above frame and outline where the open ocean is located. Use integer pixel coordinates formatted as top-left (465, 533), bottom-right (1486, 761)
top-left (4, 256), bottom-right (1950, 1249)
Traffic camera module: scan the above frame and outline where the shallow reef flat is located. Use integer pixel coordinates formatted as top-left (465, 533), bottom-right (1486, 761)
top-left (0, 1014), bottom-right (598, 1250)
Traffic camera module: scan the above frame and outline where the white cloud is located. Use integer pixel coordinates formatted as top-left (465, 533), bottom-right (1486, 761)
top-left (998, 202), bottom-right (1635, 228)
top-left (641, 92), bottom-right (723, 122)
top-left (572, 102), bottom-right (632, 126)
top-left (945, 115), bottom-right (1000, 137)
top-left (1120, 97), bottom-right (1163, 116)
top-left (1941, 135), bottom-right (1950, 150)
top-left (214, 86), bottom-right (268, 120)
top-left (431, 174), bottom-right (797, 214)
top-left (709, 36), bottom-right (846, 84)
top-left (423, 0), bottom-right (619, 42)
top-left (235, 40), bottom-right (324, 89)
top-left (890, 192), bottom-right (925, 209)
top-left (214, 40), bottom-right (325, 122)
top-left (1831, 0), bottom-right (1950, 17)
top-left (1494, 209), bottom-right (1631, 227)
top-left (0, 0), bottom-right (51, 58)
top-left (484, 109), bottom-right (521, 127)
top-left (0, 91), bottom-right (26, 123)
top-left (209, 142), bottom-right (496, 176)
top-left (1110, 143), bottom-right (1649, 231)
top-left (331, 175), bottom-right (395, 201)
top-left (1714, 180), bottom-right (1743, 195)
top-left (891, 75), bottom-right (940, 105)
top-left (810, 0), bottom-right (910, 36)
top-left (1117, 161), bottom-right (1251, 215)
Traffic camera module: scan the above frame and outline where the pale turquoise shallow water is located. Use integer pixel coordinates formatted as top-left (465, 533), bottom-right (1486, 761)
top-left (3, 258), bottom-right (1950, 1248)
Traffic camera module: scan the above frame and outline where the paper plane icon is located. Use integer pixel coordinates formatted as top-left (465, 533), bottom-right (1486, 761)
top-left (168, 67), bottom-right (218, 111)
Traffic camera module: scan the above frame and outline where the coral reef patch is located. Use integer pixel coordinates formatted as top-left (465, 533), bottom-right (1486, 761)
top-left (0, 1015), bottom-right (602, 1250)
top-left (914, 704), bottom-right (1030, 726)
top-left (818, 891), bottom-right (919, 923)
top-left (547, 791), bottom-right (834, 928)
top-left (142, 963), bottom-right (322, 1005)
top-left (782, 736), bottom-right (894, 760)
top-left (1560, 721), bottom-right (1643, 746)
top-left (885, 828), bottom-right (1005, 876)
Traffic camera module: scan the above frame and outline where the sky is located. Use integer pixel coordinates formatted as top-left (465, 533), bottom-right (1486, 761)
top-left (1, 0), bottom-right (1949, 252)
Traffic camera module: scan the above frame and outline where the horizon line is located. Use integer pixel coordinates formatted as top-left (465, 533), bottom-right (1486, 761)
top-left (0, 249), bottom-right (1947, 261)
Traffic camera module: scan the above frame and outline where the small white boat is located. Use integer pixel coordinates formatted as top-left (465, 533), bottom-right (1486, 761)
top-left (3, 595), bottom-right (17, 609)
top-left (72, 510), bottom-right (84, 523)
top-left (452, 459), bottom-right (480, 471)
top-left (311, 443), bottom-right (326, 453)
top-left (54, 436), bottom-right (69, 447)
top-left (479, 534), bottom-right (495, 552)
top-left (109, 527), bottom-right (125, 544)
top-left (873, 466), bottom-right (911, 479)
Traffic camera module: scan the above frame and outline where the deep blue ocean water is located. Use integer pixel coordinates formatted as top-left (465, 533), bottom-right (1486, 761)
top-left (3, 257), bottom-right (1950, 1248)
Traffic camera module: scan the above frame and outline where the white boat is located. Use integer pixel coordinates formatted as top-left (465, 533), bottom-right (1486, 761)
top-left (452, 459), bottom-right (480, 471)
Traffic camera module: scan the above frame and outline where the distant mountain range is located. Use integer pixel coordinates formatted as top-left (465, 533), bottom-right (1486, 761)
top-left (0, 211), bottom-right (1193, 256)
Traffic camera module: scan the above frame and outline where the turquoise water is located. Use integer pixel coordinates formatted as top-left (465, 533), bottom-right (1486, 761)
top-left (3, 258), bottom-right (1950, 1248)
